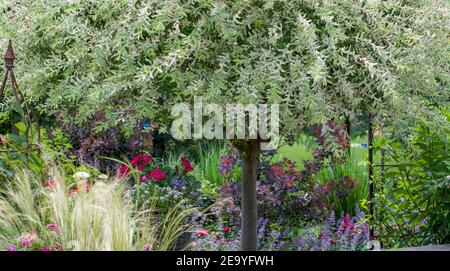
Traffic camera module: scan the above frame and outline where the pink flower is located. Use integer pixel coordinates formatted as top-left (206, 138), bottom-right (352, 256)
top-left (54, 243), bottom-right (63, 251)
top-left (150, 168), bottom-right (166, 181)
top-left (84, 181), bottom-right (92, 192)
top-left (131, 154), bottom-right (153, 167)
top-left (340, 216), bottom-right (354, 231)
top-left (47, 224), bottom-right (60, 233)
top-left (21, 232), bottom-right (38, 248)
top-left (40, 247), bottom-right (52, 252)
top-left (7, 245), bottom-right (16, 251)
top-left (180, 157), bottom-right (193, 173)
top-left (139, 174), bottom-right (151, 184)
top-left (223, 226), bottom-right (233, 233)
top-left (44, 179), bottom-right (55, 187)
top-left (143, 244), bottom-right (153, 251)
top-left (118, 164), bottom-right (130, 178)
top-left (196, 229), bottom-right (209, 237)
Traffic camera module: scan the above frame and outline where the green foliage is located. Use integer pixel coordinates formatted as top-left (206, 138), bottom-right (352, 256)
top-left (1, 0), bottom-right (447, 134)
top-left (316, 155), bottom-right (369, 216)
top-left (0, 126), bottom-right (45, 176)
top-left (374, 108), bottom-right (450, 247)
top-left (193, 140), bottom-right (227, 186)
top-left (0, 126), bottom-right (77, 179)
top-left (39, 128), bottom-right (77, 173)
top-left (14, 122), bottom-right (26, 134)
top-left (162, 140), bottom-right (229, 185)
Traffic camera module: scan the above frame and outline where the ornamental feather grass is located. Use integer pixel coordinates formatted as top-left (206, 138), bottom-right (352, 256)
top-left (0, 166), bottom-right (193, 251)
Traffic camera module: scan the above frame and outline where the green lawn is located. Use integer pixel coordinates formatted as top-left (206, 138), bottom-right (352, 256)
top-left (274, 140), bottom-right (313, 169)
top-left (276, 135), bottom-right (369, 170)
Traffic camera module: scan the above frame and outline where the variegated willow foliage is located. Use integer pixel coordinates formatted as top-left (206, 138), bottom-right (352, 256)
top-left (1, 0), bottom-right (448, 250)
top-left (0, 0), bottom-right (447, 133)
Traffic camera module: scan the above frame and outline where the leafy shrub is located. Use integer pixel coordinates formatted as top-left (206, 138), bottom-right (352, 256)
top-left (39, 127), bottom-right (76, 171)
top-left (198, 154), bottom-right (327, 250)
top-left (58, 113), bottom-right (153, 172)
top-left (218, 153), bottom-right (242, 182)
top-left (0, 123), bottom-right (46, 175)
top-left (311, 120), bottom-right (350, 161)
top-left (374, 108), bottom-right (450, 247)
top-left (316, 155), bottom-right (369, 216)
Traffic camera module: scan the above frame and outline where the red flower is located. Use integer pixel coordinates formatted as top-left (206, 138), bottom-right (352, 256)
top-left (118, 164), bottom-right (130, 177)
top-left (196, 229), bottom-right (209, 237)
top-left (223, 226), bottom-right (232, 233)
top-left (131, 154), bottom-right (153, 167)
top-left (180, 157), bottom-right (193, 173)
top-left (150, 168), bottom-right (166, 181)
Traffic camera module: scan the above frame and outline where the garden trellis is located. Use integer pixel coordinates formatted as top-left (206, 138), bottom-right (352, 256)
top-left (0, 40), bottom-right (40, 155)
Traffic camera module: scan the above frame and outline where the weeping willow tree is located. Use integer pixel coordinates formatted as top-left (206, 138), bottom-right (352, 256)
top-left (1, 0), bottom-right (448, 250)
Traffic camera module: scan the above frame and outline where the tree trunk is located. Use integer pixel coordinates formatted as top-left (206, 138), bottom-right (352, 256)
top-left (368, 112), bottom-right (374, 239)
top-left (345, 115), bottom-right (351, 157)
top-left (239, 139), bottom-right (260, 251)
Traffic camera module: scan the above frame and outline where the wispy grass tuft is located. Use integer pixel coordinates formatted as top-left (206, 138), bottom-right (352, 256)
top-left (0, 166), bottom-right (194, 251)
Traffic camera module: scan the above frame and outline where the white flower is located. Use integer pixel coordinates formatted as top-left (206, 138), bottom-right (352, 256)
top-left (98, 174), bottom-right (108, 180)
top-left (73, 172), bottom-right (90, 180)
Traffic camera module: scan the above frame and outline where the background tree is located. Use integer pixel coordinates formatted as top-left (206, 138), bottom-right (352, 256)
top-left (1, 0), bottom-right (448, 250)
